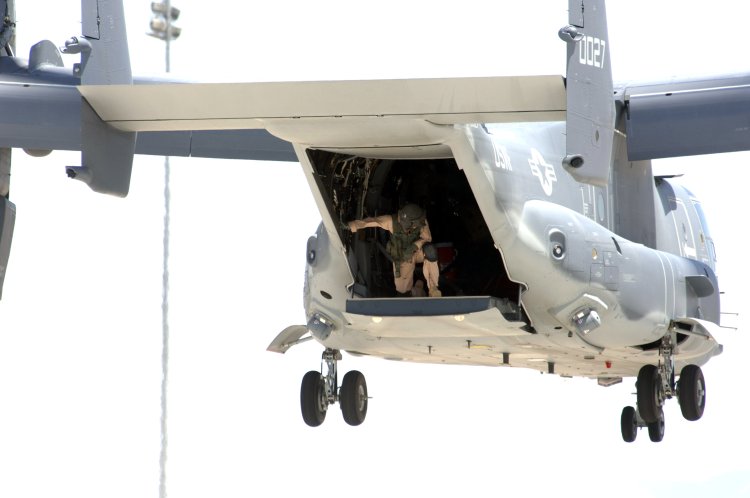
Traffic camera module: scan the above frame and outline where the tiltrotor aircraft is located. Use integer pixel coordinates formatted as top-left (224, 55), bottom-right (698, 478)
top-left (0, 0), bottom-right (745, 443)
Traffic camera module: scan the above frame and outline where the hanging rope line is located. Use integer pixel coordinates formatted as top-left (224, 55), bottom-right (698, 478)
top-left (159, 155), bottom-right (171, 498)
top-left (150, 4), bottom-right (178, 495)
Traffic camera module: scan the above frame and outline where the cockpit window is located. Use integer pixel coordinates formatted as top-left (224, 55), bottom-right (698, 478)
top-left (692, 200), bottom-right (716, 262)
top-left (692, 200), bottom-right (712, 239)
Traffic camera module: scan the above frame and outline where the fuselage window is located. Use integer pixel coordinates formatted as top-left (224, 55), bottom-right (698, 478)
top-left (596, 191), bottom-right (606, 224)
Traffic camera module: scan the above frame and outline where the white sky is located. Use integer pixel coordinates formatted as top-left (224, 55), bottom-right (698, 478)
top-left (1, 1), bottom-right (749, 497)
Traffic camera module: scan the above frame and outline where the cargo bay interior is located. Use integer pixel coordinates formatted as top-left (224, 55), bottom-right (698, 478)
top-left (307, 150), bottom-right (524, 320)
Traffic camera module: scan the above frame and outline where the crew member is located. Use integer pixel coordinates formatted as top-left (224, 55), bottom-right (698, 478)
top-left (348, 204), bottom-right (441, 297)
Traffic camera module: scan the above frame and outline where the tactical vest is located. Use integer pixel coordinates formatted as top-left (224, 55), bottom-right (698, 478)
top-left (386, 213), bottom-right (424, 266)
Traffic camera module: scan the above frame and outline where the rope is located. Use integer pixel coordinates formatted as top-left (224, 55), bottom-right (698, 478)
top-left (159, 156), bottom-right (171, 498)
top-left (159, 5), bottom-right (174, 494)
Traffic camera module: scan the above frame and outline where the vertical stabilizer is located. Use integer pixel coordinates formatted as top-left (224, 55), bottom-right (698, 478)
top-left (0, 0), bottom-right (15, 56)
top-left (0, 148), bottom-right (13, 300)
top-left (0, 196), bottom-right (15, 299)
top-left (80, 0), bottom-right (132, 85)
top-left (558, 0), bottom-right (615, 187)
top-left (63, 0), bottom-right (135, 197)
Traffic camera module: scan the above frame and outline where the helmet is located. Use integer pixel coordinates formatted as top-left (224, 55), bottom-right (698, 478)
top-left (398, 204), bottom-right (425, 233)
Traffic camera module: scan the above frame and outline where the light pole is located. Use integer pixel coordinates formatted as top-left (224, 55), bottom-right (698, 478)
top-left (148, 1), bottom-right (181, 71)
top-left (148, 3), bottom-right (180, 498)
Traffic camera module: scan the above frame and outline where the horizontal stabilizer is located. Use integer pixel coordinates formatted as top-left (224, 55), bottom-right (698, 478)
top-left (78, 76), bottom-right (567, 133)
top-left (136, 130), bottom-right (297, 161)
top-left (0, 80), bottom-right (295, 162)
top-left (624, 73), bottom-right (750, 160)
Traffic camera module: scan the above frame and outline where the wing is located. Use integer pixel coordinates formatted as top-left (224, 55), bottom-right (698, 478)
top-left (0, 78), bottom-right (295, 161)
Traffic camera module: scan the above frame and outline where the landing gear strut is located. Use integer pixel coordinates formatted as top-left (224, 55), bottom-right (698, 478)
top-left (300, 348), bottom-right (369, 427)
top-left (620, 332), bottom-right (706, 443)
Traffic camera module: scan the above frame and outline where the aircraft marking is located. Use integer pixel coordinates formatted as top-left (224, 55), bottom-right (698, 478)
top-left (492, 142), bottom-right (512, 171)
top-left (528, 148), bottom-right (557, 196)
top-left (579, 35), bottom-right (606, 69)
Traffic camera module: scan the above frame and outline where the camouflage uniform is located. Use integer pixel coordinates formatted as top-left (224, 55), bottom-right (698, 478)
top-left (348, 212), bottom-right (441, 297)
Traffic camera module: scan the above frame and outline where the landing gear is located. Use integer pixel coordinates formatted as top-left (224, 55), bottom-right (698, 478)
top-left (619, 404), bottom-right (666, 443)
top-left (636, 364), bottom-right (661, 424)
top-left (620, 406), bottom-right (638, 443)
top-left (340, 370), bottom-right (368, 426)
top-left (620, 332), bottom-right (706, 443)
top-left (678, 364), bottom-right (706, 421)
top-left (300, 371), bottom-right (327, 427)
top-left (647, 407), bottom-right (665, 443)
top-left (299, 348), bottom-right (369, 427)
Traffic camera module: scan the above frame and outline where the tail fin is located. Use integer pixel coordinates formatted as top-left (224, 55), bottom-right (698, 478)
top-left (1, 0), bottom-right (15, 56)
top-left (79, 0), bottom-right (132, 85)
top-left (559, 0), bottom-right (615, 187)
top-left (0, 149), bottom-right (14, 300)
top-left (63, 0), bottom-right (135, 197)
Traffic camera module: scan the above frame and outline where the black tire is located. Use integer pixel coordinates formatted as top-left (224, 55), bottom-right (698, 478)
top-left (340, 370), bottom-right (368, 426)
top-left (647, 407), bottom-right (665, 443)
top-left (679, 364), bottom-right (706, 421)
top-left (636, 364), bottom-right (660, 424)
top-left (620, 406), bottom-right (638, 443)
top-left (301, 371), bottom-right (327, 427)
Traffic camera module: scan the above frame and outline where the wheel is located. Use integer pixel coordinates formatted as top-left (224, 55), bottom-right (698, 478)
top-left (636, 364), bottom-right (661, 424)
top-left (620, 406), bottom-right (638, 443)
top-left (301, 370), bottom-right (327, 427)
top-left (647, 407), bottom-right (665, 443)
top-left (340, 370), bottom-right (368, 426)
top-left (678, 364), bottom-right (706, 421)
